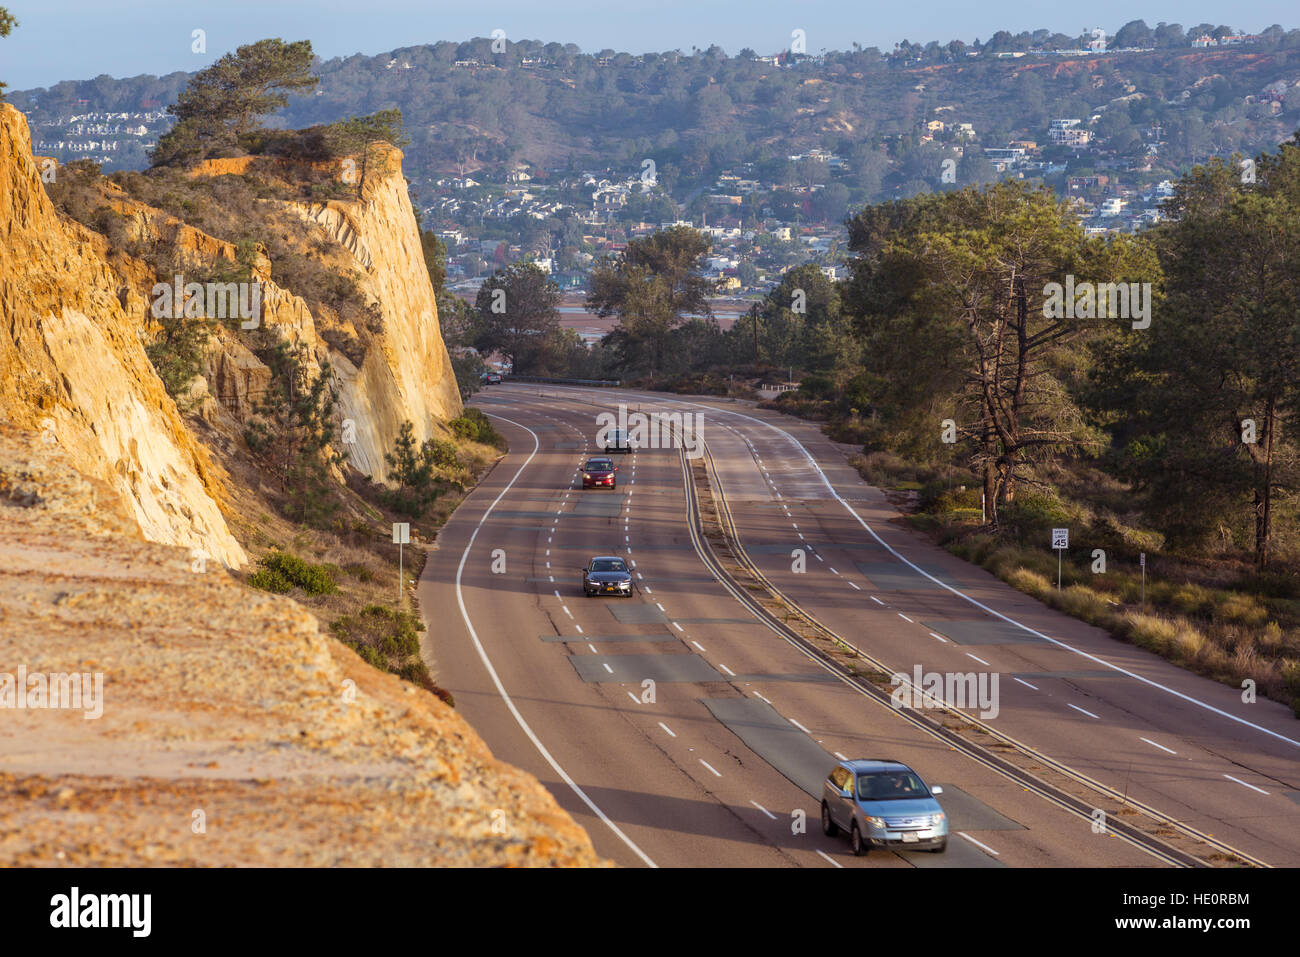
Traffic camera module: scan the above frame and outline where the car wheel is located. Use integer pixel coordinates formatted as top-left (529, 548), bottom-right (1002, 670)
top-left (821, 802), bottom-right (838, 837)
top-left (931, 840), bottom-right (947, 854)
top-left (850, 822), bottom-right (867, 856)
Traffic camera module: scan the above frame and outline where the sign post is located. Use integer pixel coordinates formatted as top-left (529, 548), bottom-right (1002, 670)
top-left (1051, 528), bottom-right (1069, 591)
top-left (393, 522), bottom-right (410, 606)
top-left (1139, 552), bottom-right (1146, 613)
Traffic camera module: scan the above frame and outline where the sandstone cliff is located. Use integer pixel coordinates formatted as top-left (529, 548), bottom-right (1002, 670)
top-left (0, 104), bottom-right (246, 568)
top-left (0, 423), bottom-right (605, 866)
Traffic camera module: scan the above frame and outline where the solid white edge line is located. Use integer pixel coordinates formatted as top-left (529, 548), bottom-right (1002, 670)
top-left (457, 411), bottom-right (658, 868)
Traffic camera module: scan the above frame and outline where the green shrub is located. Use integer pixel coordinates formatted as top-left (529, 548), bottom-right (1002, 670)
top-left (449, 407), bottom-right (504, 448)
top-left (253, 550), bottom-right (338, 595)
top-left (330, 604), bottom-right (423, 661)
top-left (248, 568), bottom-right (292, 593)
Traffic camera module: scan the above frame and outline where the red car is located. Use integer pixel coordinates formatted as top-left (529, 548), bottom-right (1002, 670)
top-left (581, 457), bottom-right (618, 489)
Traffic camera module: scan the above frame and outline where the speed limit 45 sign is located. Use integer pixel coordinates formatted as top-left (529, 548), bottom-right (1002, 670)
top-left (1051, 528), bottom-right (1069, 550)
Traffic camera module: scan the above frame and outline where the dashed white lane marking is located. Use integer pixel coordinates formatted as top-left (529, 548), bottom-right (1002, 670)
top-left (830, 567), bottom-right (839, 575)
top-left (699, 760), bottom-right (722, 777)
top-left (1013, 677), bottom-right (1038, 690)
top-left (655, 602), bottom-right (665, 612)
top-left (848, 582), bottom-right (861, 590)
top-left (691, 640), bottom-right (706, 651)
top-left (549, 575), bottom-right (554, 582)
top-left (672, 621), bottom-right (684, 632)
top-left (814, 553), bottom-right (824, 562)
top-left (603, 663), bottom-right (614, 674)
top-left (897, 613), bottom-right (913, 623)
top-left (562, 606), bottom-right (573, 618)
top-left (958, 832), bottom-right (1000, 856)
top-left (627, 691), bottom-right (640, 704)
top-left (966, 653), bottom-right (990, 666)
top-left (718, 663), bottom-right (735, 676)
top-left (659, 722), bottom-right (676, 737)
top-left (1068, 704), bottom-right (1100, 719)
top-left (789, 718), bottom-right (811, 734)
top-left (553, 590), bottom-right (561, 599)
top-left (753, 691), bottom-right (772, 704)
top-left (870, 596), bottom-right (885, 605)
top-left (644, 586), bottom-right (652, 594)
top-left (750, 801), bottom-right (777, 820)
top-left (816, 850), bottom-right (843, 868)
top-left (1224, 774), bottom-right (1269, 794)
top-left (929, 632), bottom-right (948, 643)
top-left (1141, 737), bottom-right (1176, 755)
top-left (575, 624), bottom-right (583, 634)
top-left (833, 751), bottom-right (847, 760)
top-left (457, 410), bottom-right (656, 868)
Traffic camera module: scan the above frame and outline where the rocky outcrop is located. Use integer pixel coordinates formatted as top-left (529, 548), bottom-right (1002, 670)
top-left (279, 148), bottom-right (463, 481)
top-left (0, 423), bottom-right (606, 866)
top-left (0, 104), bottom-right (246, 568)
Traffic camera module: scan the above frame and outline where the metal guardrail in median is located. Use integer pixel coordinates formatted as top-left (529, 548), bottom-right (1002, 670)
top-left (504, 374), bottom-right (622, 387)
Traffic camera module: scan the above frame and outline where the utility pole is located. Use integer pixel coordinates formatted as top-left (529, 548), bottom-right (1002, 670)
top-left (751, 303), bottom-right (759, 364)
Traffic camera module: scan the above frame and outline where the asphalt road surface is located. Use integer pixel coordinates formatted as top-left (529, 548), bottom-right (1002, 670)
top-left (417, 383), bottom-right (1300, 867)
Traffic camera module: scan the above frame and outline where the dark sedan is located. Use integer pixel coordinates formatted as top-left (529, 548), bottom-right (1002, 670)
top-left (581, 556), bottom-right (633, 597)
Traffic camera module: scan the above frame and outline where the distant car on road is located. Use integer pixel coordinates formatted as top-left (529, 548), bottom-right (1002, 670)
top-left (603, 428), bottom-right (632, 454)
top-left (581, 556), bottom-right (633, 597)
top-left (821, 759), bottom-right (947, 856)
top-left (581, 457), bottom-right (618, 489)
top-left (483, 372), bottom-right (503, 384)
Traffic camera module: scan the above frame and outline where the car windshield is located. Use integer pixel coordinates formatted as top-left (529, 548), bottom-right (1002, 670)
top-left (590, 560), bottom-right (626, 573)
top-left (857, 772), bottom-right (929, 801)
top-left (586, 461), bottom-right (612, 471)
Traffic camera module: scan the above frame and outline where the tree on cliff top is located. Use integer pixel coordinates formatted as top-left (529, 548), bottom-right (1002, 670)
top-left (327, 108), bottom-right (408, 196)
top-left (0, 8), bottom-right (16, 99)
top-left (152, 38), bottom-right (319, 166)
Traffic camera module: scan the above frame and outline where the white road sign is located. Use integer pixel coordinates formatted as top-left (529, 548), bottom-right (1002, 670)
top-left (392, 522), bottom-right (410, 544)
top-left (1051, 528), bottom-right (1069, 550)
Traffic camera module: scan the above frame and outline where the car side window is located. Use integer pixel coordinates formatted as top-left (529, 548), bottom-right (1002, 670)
top-left (829, 767), bottom-right (849, 792)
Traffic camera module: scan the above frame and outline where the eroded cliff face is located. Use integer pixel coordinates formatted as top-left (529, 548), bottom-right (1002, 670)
top-left (0, 104), bottom-right (246, 568)
top-left (279, 148), bottom-right (463, 481)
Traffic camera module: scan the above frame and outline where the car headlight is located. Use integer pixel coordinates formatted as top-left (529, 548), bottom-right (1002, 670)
top-left (864, 816), bottom-right (886, 829)
top-left (931, 813), bottom-right (945, 825)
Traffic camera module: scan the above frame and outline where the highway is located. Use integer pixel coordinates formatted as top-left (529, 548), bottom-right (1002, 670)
top-left (418, 383), bottom-right (1300, 867)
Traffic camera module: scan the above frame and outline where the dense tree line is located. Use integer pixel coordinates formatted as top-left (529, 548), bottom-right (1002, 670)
top-left (463, 133), bottom-right (1300, 570)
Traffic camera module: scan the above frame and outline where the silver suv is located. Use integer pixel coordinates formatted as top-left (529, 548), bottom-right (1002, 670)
top-left (821, 759), bottom-right (947, 855)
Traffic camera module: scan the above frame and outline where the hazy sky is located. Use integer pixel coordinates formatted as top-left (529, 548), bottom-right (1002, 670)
top-left (4, 1), bottom-right (1298, 90)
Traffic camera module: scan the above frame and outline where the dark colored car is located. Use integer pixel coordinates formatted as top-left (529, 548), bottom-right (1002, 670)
top-left (821, 759), bottom-right (947, 856)
top-left (604, 428), bottom-right (632, 454)
top-left (581, 457), bottom-right (618, 489)
top-left (484, 372), bottom-right (502, 384)
top-left (581, 556), bottom-right (633, 597)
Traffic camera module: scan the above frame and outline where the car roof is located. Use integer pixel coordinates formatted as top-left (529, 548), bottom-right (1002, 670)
top-left (840, 759), bottom-right (913, 774)
top-left (589, 555), bottom-right (625, 562)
